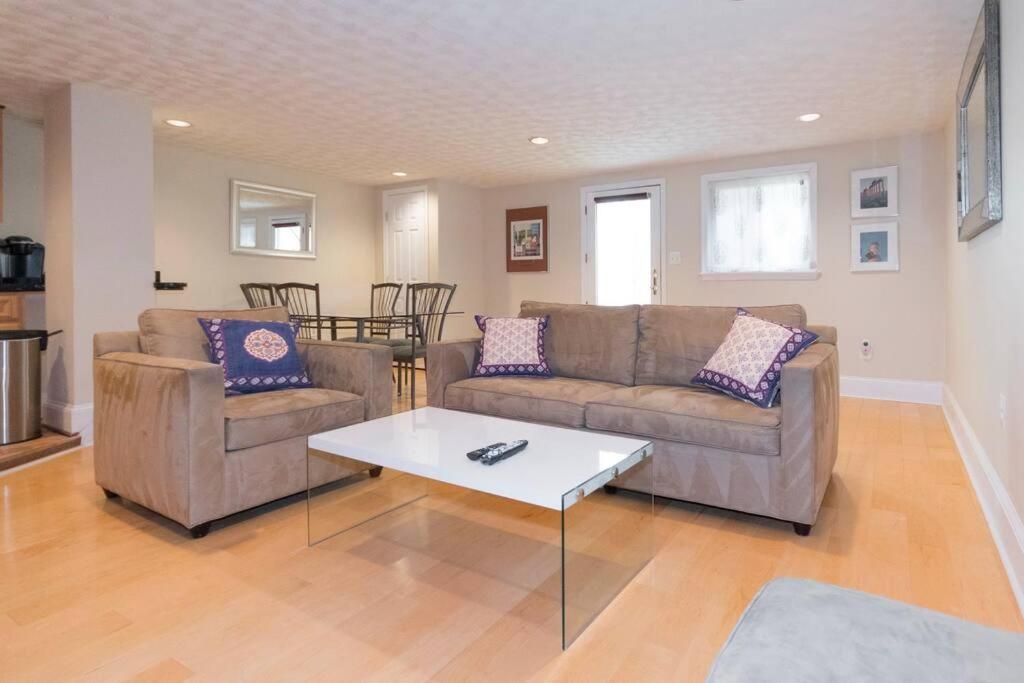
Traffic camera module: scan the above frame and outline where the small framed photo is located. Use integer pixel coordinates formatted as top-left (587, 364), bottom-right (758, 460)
top-left (851, 221), bottom-right (899, 272)
top-left (505, 206), bottom-right (548, 272)
top-left (851, 165), bottom-right (898, 218)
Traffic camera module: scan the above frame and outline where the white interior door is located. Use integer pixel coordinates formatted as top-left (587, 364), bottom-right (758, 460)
top-left (383, 188), bottom-right (429, 304)
top-left (582, 182), bottom-right (664, 305)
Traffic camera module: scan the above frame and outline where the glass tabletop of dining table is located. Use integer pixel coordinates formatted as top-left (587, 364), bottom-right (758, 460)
top-left (289, 311), bottom-right (463, 405)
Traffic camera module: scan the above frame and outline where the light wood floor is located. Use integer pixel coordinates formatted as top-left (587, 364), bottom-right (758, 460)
top-left (2, 372), bottom-right (1021, 681)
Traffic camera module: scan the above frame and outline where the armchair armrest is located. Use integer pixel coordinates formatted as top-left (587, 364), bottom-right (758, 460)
top-left (93, 351), bottom-right (226, 528)
top-left (426, 338), bottom-right (480, 408)
top-left (779, 342), bottom-right (840, 525)
top-left (298, 340), bottom-right (393, 420)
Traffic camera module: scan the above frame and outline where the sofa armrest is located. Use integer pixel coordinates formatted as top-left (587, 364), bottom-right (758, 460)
top-left (779, 342), bottom-right (840, 525)
top-left (426, 338), bottom-right (480, 407)
top-left (93, 352), bottom-right (226, 529)
top-left (298, 339), bottom-right (393, 420)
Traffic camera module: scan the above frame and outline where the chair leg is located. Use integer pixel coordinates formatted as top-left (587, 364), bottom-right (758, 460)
top-left (189, 522), bottom-right (213, 539)
top-left (793, 522), bottom-right (812, 537)
top-left (369, 466), bottom-right (383, 478)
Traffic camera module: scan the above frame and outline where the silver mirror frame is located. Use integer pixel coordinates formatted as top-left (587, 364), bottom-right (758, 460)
top-left (230, 179), bottom-right (317, 259)
top-left (956, 0), bottom-right (1002, 242)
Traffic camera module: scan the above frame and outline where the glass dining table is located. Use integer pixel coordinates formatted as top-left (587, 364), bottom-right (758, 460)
top-left (290, 311), bottom-right (463, 406)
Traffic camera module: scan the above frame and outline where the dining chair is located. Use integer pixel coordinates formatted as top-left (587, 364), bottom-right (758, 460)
top-left (393, 282), bottom-right (456, 398)
top-left (240, 283), bottom-right (278, 308)
top-left (275, 282), bottom-right (322, 339)
top-left (340, 282), bottom-right (404, 344)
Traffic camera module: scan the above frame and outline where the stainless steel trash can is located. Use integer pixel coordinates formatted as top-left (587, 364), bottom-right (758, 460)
top-left (0, 330), bottom-right (60, 445)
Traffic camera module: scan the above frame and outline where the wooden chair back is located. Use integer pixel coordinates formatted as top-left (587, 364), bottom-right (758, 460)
top-left (275, 282), bottom-right (321, 339)
top-left (370, 283), bottom-right (403, 337)
top-left (240, 283), bottom-right (278, 308)
top-left (408, 282), bottom-right (456, 346)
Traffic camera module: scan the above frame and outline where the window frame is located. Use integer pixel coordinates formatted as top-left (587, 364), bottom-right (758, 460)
top-left (699, 162), bottom-right (820, 280)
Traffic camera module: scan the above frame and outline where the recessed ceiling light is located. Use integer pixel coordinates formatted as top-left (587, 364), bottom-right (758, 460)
top-left (392, 171), bottom-right (408, 177)
top-left (797, 113), bottom-right (821, 122)
top-left (164, 119), bottom-right (192, 128)
top-left (529, 136), bottom-right (550, 145)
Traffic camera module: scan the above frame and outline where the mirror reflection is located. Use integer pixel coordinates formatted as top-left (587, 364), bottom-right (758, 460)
top-left (964, 64), bottom-right (987, 210)
top-left (230, 180), bottom-right (316, 258)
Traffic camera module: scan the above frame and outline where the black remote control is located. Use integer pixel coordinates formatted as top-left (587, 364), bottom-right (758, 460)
top-left (480, 440), bottom-right (528, 465)
top-left (467, 442), bottom-right (505, 461)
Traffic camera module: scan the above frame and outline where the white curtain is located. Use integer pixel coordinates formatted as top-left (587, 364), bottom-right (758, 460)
top-left (706, 172), bottom-right (813, 273)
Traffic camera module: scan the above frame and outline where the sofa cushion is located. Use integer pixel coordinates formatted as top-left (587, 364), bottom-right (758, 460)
top-left (584, 384), bottom-right (782, 456)
top-left (519, 301), bottom-right (639, 386)
top-left (473, 315), bottom-right (552, 377)
top-left (445, 376), bottom-right (624, 428)
top-left (635, 304), bottom-right (806, 388)
top-left (693, 309), bottom-right (818, 408)
top-left (199, 317), bottom-right (313, 395)
top-left (224, 387), bottom-right (363, 451)
top-left (139, 307), bottom-right (290, 361)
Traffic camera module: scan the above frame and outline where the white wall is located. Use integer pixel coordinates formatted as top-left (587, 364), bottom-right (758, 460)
top-left (1, 114), bottom-right (44, 241)
top-left (480, 131), bottom-right (949, 383)
top-left (944, 0), bottom-right (1024, 609)
top-left (154, 143), bottom-right (378, 314)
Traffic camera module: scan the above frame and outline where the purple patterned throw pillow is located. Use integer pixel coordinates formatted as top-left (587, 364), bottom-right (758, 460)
top-left (472, 315), bottom-right (553, 378)
top-left (198, 318), bottom-right (313, 394)
top-left (692, 308), bottom-right (818, 408)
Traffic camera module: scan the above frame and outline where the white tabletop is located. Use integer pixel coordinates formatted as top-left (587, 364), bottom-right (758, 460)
top-left (308, 407), bottom-right (652, 511)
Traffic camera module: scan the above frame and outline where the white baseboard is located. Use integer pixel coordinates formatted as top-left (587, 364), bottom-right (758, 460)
top-left (42, 400), bottom-right (94, 446)
top-left (943, 386), bottom-right (1024, 617)
top-left (840, 375), bottom-right (943, 405)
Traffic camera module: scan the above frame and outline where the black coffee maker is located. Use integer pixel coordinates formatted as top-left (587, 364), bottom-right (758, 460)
top-left (0, 236), bottom-right (45, 291)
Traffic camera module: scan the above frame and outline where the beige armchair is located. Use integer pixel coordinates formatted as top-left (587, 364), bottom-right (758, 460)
top-left (93, 307), bottom-right (392, 538)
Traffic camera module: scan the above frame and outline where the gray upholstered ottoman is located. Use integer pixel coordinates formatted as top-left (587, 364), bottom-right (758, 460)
top-left (707, 578), bottom-right (1024, 682)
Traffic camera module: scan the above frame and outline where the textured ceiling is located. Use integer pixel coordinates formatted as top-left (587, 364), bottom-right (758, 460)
top-left (0, 0), bottom-right (978, 187)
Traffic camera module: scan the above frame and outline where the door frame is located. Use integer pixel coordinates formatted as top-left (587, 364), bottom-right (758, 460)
top-left (381, 185), bottom-right (429, 286)
top-left (579, 178), bottom-right (666, 305)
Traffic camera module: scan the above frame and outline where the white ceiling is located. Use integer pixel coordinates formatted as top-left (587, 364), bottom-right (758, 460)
top-left (0, 0), bottom-right (979, 188)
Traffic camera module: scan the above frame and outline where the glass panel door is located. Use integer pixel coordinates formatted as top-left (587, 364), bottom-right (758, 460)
top-left (583, 183), bottom-right (663, 305)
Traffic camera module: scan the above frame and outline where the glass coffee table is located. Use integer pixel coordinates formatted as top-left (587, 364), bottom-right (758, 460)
top-left (307, 407), bottom-right (656, 649)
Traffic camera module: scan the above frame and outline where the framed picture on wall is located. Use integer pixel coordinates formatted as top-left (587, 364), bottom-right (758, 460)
top-left (850, 165), bottom-right (898, 218)
top-left (506, 206), bottom-right (548, 272)
top-left (851, 221), bottom-right (899, 272)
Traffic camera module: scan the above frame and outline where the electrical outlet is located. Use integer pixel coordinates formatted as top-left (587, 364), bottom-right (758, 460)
top-left (860, 339), bottom-right (873, 361)
top-left (668, 251), bottom-right (682, 265)
top-left (999, 393), bottom-right (1007, 427)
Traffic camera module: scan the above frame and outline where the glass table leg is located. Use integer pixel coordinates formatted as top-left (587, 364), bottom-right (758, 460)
top-left (307, 446), bottom-right (430, 546)
top-left (560, 448), bottom-right (657, 649)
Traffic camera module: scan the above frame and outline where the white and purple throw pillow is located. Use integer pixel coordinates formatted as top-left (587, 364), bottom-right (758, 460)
top-left (472, 315), bottom-right (552, 378)
top-left (198, 318), bottom-right (313, 394)
top-left (692, 308), bottom-right (818, 408)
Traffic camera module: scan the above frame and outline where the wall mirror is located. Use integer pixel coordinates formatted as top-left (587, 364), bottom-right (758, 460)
top-left (230, 180), bottom-right (316, 258)
top-left (956, 0), bottom-right (1002, 242)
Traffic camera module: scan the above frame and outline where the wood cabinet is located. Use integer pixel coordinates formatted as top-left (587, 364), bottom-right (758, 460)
top-left (0, 293), bottom-right (27, 330)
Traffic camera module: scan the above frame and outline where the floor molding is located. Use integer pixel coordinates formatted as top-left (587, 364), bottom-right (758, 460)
top-left (840, 376), bottom-right (943, 405)
top-left (943, 386), bottom-right (1024, 617)
top-left (42, 400), bottom-right (94, 446)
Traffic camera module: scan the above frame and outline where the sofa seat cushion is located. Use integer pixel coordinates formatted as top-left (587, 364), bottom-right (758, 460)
top-left (224, 388), bottom-right (363, 451)
top-left (584, 385), bottom-right (782, 456)
top-left (445, 376), bottom-right (624, 428)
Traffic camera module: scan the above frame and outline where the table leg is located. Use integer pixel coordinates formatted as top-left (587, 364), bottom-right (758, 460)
top-left (356, 320), bottom-right (366, 343)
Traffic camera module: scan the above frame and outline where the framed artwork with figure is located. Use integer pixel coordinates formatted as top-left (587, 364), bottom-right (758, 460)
top-left (506, 206), bottom-right (548, 272)
top-left (851, 221), bottom-right (899, 272)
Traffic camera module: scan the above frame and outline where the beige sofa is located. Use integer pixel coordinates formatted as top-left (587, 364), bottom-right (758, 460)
top-left (427, 301), bottom-right (839, 535)
top-left (93, 306), bottom-right (393, 537)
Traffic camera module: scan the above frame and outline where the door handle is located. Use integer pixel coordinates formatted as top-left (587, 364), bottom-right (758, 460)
top-left (651, 268), bottom-right (659, 297)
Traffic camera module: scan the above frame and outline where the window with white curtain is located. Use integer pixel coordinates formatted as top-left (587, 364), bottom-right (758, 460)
top-left (701, 163), bottom-right (818, 278)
